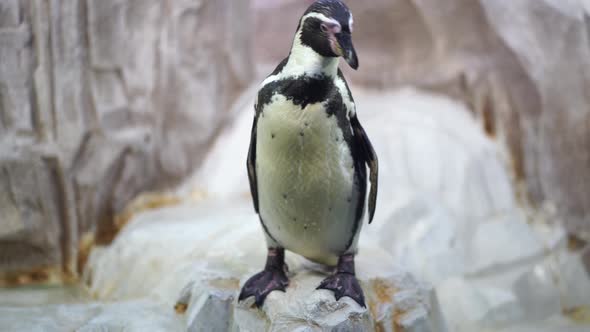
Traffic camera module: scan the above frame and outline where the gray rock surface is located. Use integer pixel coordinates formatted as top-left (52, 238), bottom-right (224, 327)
top-left (83, 198), bottom-right (448, 332)
top-left (0, 300), bottom-right (184, 332)
top-left (254, 0), bottom-right (590, 239)
top-left (0, 0), bottom-right (252, 280)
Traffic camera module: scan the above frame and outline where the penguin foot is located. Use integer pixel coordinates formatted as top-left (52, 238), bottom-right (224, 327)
top-left (238, 268), bottom-right (289, 307)
top-left (238, 248), bottom-right (289, 308)
top-left (317, 272), bottom-right (365, 307)
top-left (316, 254), bottom-right (365, 307)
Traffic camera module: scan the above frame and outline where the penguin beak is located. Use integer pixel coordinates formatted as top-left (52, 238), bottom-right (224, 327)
top-left (336, 33), bottom-right (359, 70)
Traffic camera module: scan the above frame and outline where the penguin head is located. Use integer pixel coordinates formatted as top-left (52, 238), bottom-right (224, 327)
top-left (297, 0), bottom-right (359, 70)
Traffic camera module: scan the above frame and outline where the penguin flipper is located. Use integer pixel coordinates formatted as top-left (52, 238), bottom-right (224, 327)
top-left (351, 115), bottom-right (378, 224)
top-left (247, 115), bottom-right (259, 213)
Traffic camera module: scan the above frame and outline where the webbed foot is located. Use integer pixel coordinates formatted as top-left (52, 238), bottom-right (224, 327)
top-left (239, 248), bottom-right (289, 307)
top-left (316, 254), bottom-right (365, 307)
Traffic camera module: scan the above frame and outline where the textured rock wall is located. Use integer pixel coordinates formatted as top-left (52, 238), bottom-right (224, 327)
top-left (0, 0), bottom-right (252, 281)
top-left (255, 0), bottom-right (590, 238)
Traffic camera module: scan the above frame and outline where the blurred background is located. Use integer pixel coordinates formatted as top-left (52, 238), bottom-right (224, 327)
top-left (1, 0), bottom-right (590, 331)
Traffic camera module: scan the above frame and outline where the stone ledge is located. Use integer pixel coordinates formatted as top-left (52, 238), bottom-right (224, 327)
top-left (84, 199), bottom-right (448, 332)
top-left (176, 270), bottom-right (444, 332)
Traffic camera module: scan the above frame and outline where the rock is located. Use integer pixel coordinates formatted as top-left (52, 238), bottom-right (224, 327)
top-left (0, 285), bottom-right (87, 307)
top-left (435, 225), bottom-right (589, 332)
top-left (512, 260), bottom-right (562, 322)
top-left (179, 85), bottom-right (259, 198)
top-left (489, 315), bottom-right (590, 332)
top-left (504, 226), bottom-right (586, 323)
top-left (555, 251), bottom-right (590, 311)
top-left (466, 214), bottom-right (544, 276)
top-left (84, 198), bottom-right (448, 332)
top-left (355, 89), bottom-right (516, 224)
top-left (236, 271), bottom-right (373, 331)
top-left (175, 279), bottom-right (237, 332)
top-left (493, 241), bottom-right (590, 323)
top-left (0, 300), bottom-right (184, 332)
top-left (0, 0), bottom-right (253, 281)
top-left (373, 195), bottom-right (467, 286)
top-left (437, 277), bottom-right (524, 331)
top-left (584, 246), bottom-right (590, 276)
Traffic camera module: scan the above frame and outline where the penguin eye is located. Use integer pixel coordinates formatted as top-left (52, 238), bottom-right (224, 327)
top-left (320, 22), bottom-right (341, 34)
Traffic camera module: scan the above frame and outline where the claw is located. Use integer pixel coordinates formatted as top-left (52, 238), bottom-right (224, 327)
top-left (316, 254), bottom-right (365, 307)
top-left (317, 272), bottom-right (365, 307)
top-left (239, 268), bottom-right (289, 307)
top-left (239, 248), bottom-right (289, 307)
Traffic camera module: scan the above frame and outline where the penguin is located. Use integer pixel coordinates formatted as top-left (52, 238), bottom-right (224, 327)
top-left (239, 0), bottom-right (378, 308)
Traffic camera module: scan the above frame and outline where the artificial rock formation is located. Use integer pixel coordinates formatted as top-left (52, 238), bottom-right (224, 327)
top-left (83, 198), bottom-right (447, 332)
top-left (0, 0), bottom-right (252, 281)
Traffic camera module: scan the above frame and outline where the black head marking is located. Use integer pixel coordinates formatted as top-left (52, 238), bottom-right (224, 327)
top-left (299, 17), bottom-right (337, 57)
top-left (304, 0), bottom-right (352, 30)
top-left (298, 0), bottom-right (353, 57)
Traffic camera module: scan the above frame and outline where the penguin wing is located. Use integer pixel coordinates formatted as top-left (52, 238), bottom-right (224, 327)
top-left (247, 114), bottom-right (259, 213)
top-left (351, 115), bottom-right (378, 224)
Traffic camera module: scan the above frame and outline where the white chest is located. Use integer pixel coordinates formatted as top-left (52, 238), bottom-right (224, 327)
top-left (255, 95), bottom-right (362, 264)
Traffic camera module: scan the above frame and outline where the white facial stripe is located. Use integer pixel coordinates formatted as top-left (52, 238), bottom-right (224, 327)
top-left (302, 12), bottom-right (341, 30)
top-left (261, 12), bottom-right (344, 86)
top-left (349, 15), bottom-right (354, 32)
